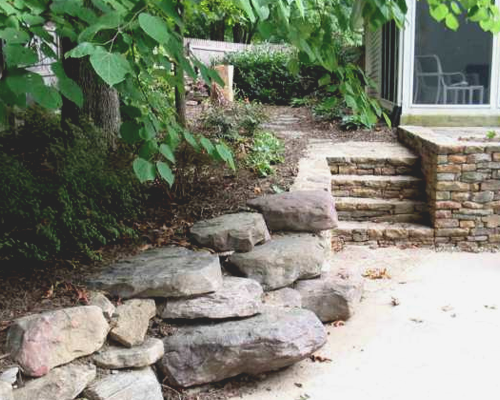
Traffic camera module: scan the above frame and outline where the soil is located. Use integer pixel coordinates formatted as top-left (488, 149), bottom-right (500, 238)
top-left (0, 105), bottom-right (396, 399)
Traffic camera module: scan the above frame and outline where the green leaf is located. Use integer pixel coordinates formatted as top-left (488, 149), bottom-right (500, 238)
top-left (133, 158), bottom-right (156, 183)
top-left (183, 130), bottom-right (199, 150)
top-left (138, 13), bottom-right (171, 44)
top-left (0, 28), bottom-right (30, 44)
top-left (445, 13), bottom-right (459, 30)
top-left (138, 140), bottom-right (159, 160)
top-left (4, 44), bottom-right (38, 67)
top-left (30, 85), bottom-right (63, 109)
top-left (159, 143), bottom-right (176, 163)
top-left (430, 4), bottom-right (449, 22)
top-left (5, 70), bottom-right (44, 94)
top-left (295, 0), bottom-right (305, 18)
top-left (450, 1), bottom-right (461, 15)
top-left (89, 48), bottom-right (130, 86)
top-left (65, 42), bottom-right (96, 58)
top-left (235, 0), bottom-right (255, 22)
top-left (52, 62), bottom-right (83, 107)
top-left (200, 137), bottom-right (215, 156)
top-left (156, 161), bottom-right (175, 187)
top-left (120, 121), bottom-right (142, 144)
top-left (216, 143), bottom-right (236, 170)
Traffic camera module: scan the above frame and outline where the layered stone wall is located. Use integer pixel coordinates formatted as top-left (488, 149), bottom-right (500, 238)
top-left (399, 126), bottom-right (500, 251)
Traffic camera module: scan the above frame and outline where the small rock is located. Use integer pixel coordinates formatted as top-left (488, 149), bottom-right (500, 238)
top-left (263, 288), bottom-right (302, 309)
top-left (159, 308), bottom-right (327, 387)
top-left (87, 247), bottom-right (222, 299)
top-left (190, 213), bottom-right (270, 252)
top-left (93, 338), bottom-right (164, 369)
top-left (294, 266), bottom-right (364, 322)
top-left (247, 190), bottom-right (338, 232)
top-left (0, 382), bottom-right (13, 400)
top-left (229, 234), bottom-right (326, 290)
top-left (88, 292), bottom-right (115, 319)
top-left (110, 299), bottom-right (156, 347)
top-left (13, 363), bottom-right (96, 400)
top-left (0, 368), bottom-right (18, 385)
top-left (158, 277), bottom-right (263, 320)
top-left (6, 306), bottom-right (109, 377)
top-left (84, 367), bottom-right (162, 400)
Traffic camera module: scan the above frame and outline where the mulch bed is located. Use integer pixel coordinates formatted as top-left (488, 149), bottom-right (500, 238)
top-left (0, 105), bottom-right (396, 399)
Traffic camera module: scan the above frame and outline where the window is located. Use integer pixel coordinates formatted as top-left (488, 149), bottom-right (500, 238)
top-left (413, 1), bottom-right (493, 105)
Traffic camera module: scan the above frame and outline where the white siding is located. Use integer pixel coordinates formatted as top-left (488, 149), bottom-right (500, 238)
top-left (365, 26), bottom-right (382, 99)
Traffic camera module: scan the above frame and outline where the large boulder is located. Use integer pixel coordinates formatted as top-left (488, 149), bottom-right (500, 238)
top-left (6, 306), bottom-right (109, 377)
top-left (263, 288), bottom-right (302, 310)
top-left (109, 299), bottom-right (156, 347)
top-left (93, 338), bottom-right (164, 369)
top-left (158, 277), bottom-right (263, 320)
top-left (13, 364), bottom-right (96, 400)
top-left (190, 213), bottom-right (270, 252)
top-left (87, 247), bottom-right (223, 299)
top-left (229, 234), bottom-right (326, 290)
top-left (84, 367), bottom-right (163, 400)
top-left (294, 266), bottom-right (364, 322)
top-left (159, 308), bottom-right (327, 387)
top-left (247, 190), bottom-right (338, 232)
top-left (0, 382), bottom-right (13, 400)
top-left (88, 291), bottom-right (115, 319)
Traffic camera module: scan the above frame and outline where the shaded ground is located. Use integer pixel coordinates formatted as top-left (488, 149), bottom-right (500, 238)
top-left (234, 246), bottom-right (500, 400)
top-left (0, 105), bottom-right (396, 399)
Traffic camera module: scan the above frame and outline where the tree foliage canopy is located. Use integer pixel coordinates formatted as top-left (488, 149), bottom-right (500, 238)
top-left (0, 0), bottom-right (499, 182)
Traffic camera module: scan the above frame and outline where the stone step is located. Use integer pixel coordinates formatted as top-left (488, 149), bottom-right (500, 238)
top-left (326, 142), bottom-right (420, 176)
top-left (331, 175), bottom-right (425, 199)
top-left (332, 221), bottom-right (435, 246)
top-left (335, 197), bottom-right (428, 223)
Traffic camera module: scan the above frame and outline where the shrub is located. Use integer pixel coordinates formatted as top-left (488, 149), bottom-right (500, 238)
top-left (246, 131), bottom-right (284, 177)
top-left (0, 108), bottom-right (141, 263)
top-left (223, 46), bottom-right (323, 105)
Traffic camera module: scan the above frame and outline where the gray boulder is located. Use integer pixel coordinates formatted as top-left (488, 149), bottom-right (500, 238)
top-left (88, 291), bottom-right (115, 319)
top-left (87, 247), bottom-right (222, 299)
top-left (93, 338), bottom-right (164, 369)
top-left (158, 277), bottom-right (263, 320)
top-left (191, 213), bottom-right (270, 252)
top-left (294, 266), bottom-right (364, 322)
top-left (0, 382), bottom-right (13, 400)
top-left (110, 299), bottom-right (156, 347)
top-left (159, 308), bottom-right (327, 387)
top-left (0, 368), bottom-right (18, 385)
top-left (84, 367), bottom-right (163, 400)
top-left (263, 288), bottom-right (302, 309)
top-left (13, 364), bottom-right (96, 400)
top-left (247, 190), bottom-right (338, 232)
top-left (229, 234), bottom-right (326, 290)
top-left (6, 306), bottom-right (109, 377)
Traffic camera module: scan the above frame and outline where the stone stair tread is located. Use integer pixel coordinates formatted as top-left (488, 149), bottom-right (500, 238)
top-left (335, 197), bottom-right (427, 207)
top-left (335, 220), bottom-right (433, 233)
top-left (334, 221), bottom-right (435, 242)
top-left (331, 175), bottom-right (423, 184)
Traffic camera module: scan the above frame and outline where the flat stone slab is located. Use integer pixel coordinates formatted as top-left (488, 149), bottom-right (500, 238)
top-left (84, 367), bottom-right (163, 400)
top-left (88, 291), bottom-right (115, 319)
top-left (87, 247), bottom-right (223, 299)
top-left (0, 368), bottom-right (18, 385)
top-left (190, 213), bottom-right (270, 252)
top-left (110, 299), bottom-right (156, 347)
top-left (294, 265), bottom-right (364, 322)
top-left (6, 306), bottom-right (109, 377)
top-left (13, 364), bottom-right (96, 400)
top-left (158, 277), bottom-right (263, 320)
top-left (0, 382), bottom-right (13, 400)
top-left (159, 308), bottom-right (327, 387)
top-left (247, 190), bottom-right (338, 232)
top-left (93, 338), bottom-right (164, 369)
top-left (263, 288), bottom-right (302, 309)
top-left (229, 234), bottom-right (326, 290)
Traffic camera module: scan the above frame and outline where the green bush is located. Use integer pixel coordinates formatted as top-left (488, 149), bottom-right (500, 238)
top-left (223, 46), bottom-right (323, 105)
top-left (246, 131), bottom-right (284, 177)
top-left (0, 108), bottom-right (141, 263)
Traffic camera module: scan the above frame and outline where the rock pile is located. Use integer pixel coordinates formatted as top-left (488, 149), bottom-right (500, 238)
top-left (1, 190), bottom-right (364, 398)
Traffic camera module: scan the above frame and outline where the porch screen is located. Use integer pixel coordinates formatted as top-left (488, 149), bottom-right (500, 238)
top-left (413, 1), bottom-right (492, 105)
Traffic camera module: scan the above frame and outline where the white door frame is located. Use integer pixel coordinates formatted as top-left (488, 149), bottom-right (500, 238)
top-left (400, 0), bottom-right (500, 118)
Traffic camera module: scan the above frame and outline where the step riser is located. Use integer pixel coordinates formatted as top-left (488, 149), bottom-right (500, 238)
top-left (330, 164), bottom-right (418, 176)
top-left (332, 184), bottom-right (425, 200)
top-left (336, 200), bottom-right (428, 223)
top-left (337, 212), bottom-right (427, 223)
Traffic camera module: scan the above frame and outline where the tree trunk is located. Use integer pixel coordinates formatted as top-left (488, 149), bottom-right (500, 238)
top-left (210, 19), bottom-right (226, 41)
top-left (174, 1), bottom-right (187, 128)
top-left (233, 24), bottom-right (245, 43)
top-left (61, 40), bottom-right (121, 143)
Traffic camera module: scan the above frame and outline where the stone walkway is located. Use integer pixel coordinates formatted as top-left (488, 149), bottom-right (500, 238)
top-left (234, 246), bottom-right (500, 400)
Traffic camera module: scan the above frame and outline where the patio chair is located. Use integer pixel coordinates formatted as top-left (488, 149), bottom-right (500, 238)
top-left (414, 54), bottom-right (484, 104)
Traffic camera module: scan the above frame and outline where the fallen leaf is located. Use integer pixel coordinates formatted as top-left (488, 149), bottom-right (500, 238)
top-left (310, 354), bottom-right (332, 363)
top-left (331, 320), bottom-right (345, 327)
top-left (363, 268), bottom-right (391, 280)
top-left (391, 297), bottom-right (400, 306)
